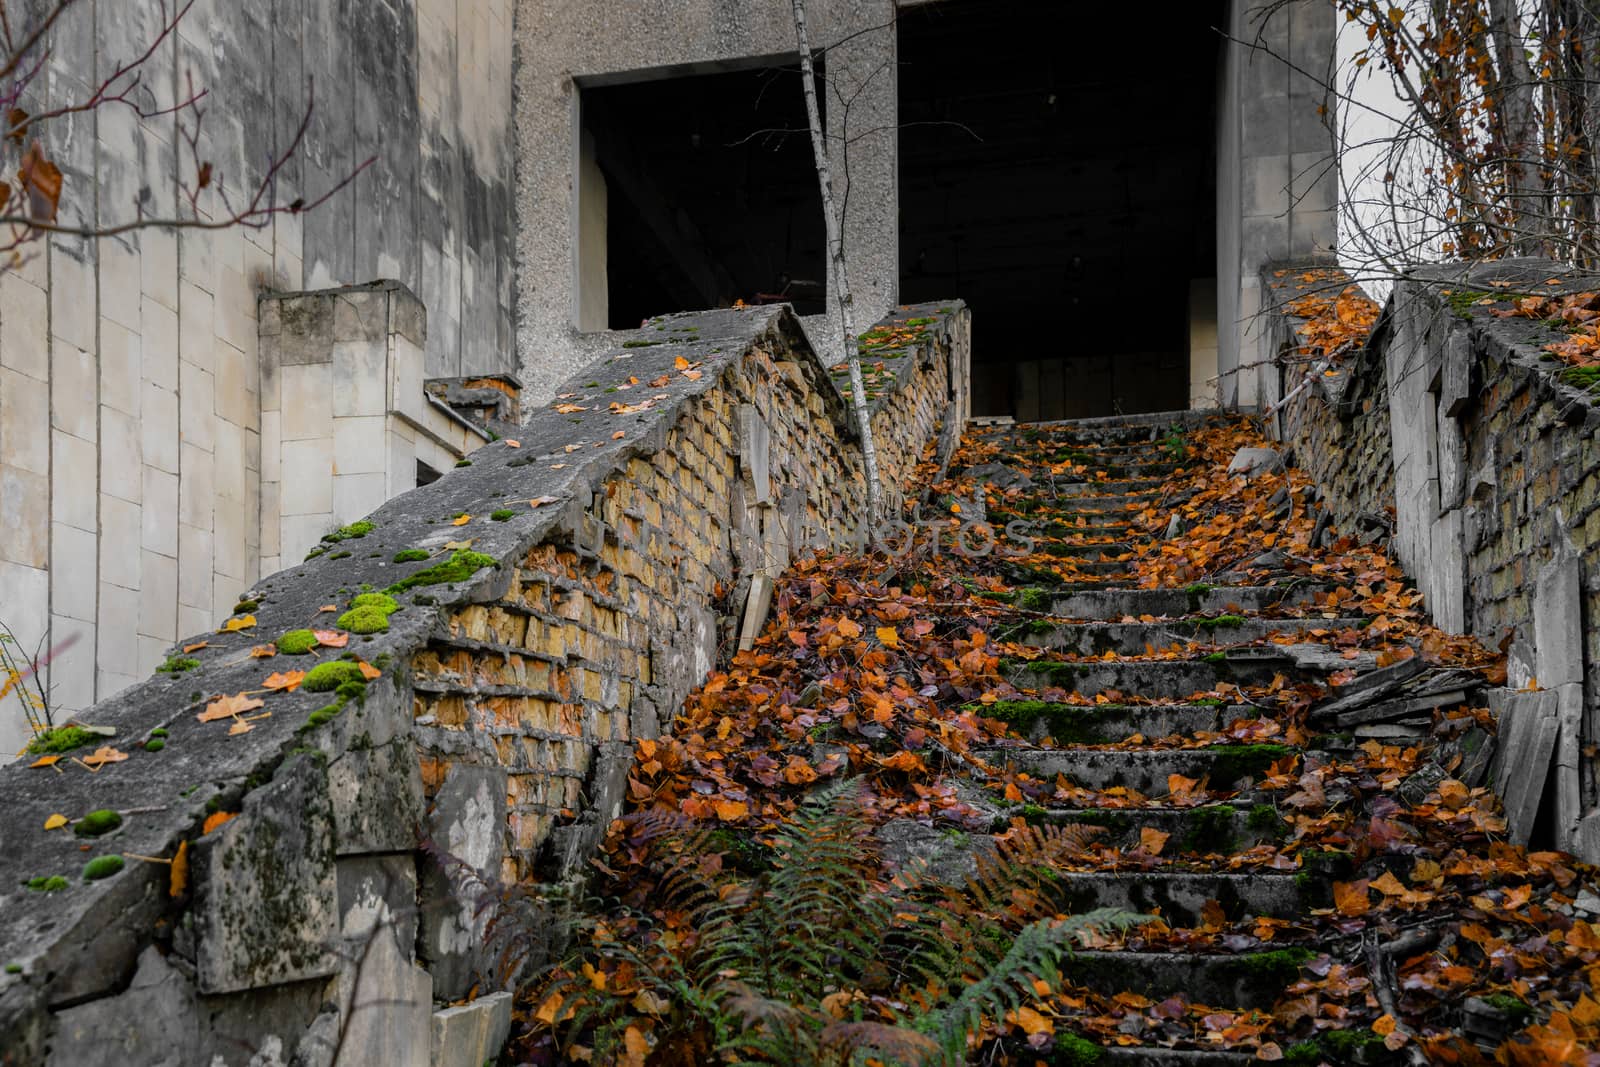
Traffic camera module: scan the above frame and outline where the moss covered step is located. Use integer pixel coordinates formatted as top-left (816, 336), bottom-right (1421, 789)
top-left (1005, 617), bottom-right (1369, 656)
top-left (1044, 477), bottom-right (1168, 497)
top-left (1010, 803), bottom-right (1288, 854)
top-left (1033, 540), bottom-right (1136, 560)
top-left (1002, 656), bottom-right (1297, 700)
top-left (1028, 520), bottom-right (1137, 539)
top-left (1055, 869), bottom-right (1306, 926)
top-left (1059, 946), bottom-right (1317, 1011)
top-left (976, 700), bottom-right (1256, 744)
top-left (1047, 583), bottom-right (1328, 620)
top-left (1030, 558), bottom-right (1136, 578)
top-left (976, 743), bottom-right (1299, 795)
top-left (1098, 1048), bottom-right (1257, 1065)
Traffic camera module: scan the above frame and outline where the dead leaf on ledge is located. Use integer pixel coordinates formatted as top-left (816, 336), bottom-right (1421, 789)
top-left (218, 614), bottom-right (257, 633)
top-left (202, 811), bottom-right (236, 835)
top-left (250, 644), bottom-right (277, 658)
top-left (198, 692), bottom-right (266, 723)
top-left (452, 514), bottom-right (471, 526)
top-left (81, 745), bottom-right (128, 768)
top-left (312, 630), bottom-right (349, 649)
top-left (183, 641), bottom-right (208, 654)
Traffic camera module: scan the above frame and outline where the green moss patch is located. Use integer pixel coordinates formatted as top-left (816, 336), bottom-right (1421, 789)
top-left (82, 855), bottom-right (124, 882)
top-left (490, 508), bottom-right (516, 521)
top-left (25, 875), bottom-right (68, 892)
top-left (979, 700), bottom-right (1104, 745)
top-left (25, 726), bottom-right (97, 756)
top-left (303, 661), bottom-right (369, 692)
top-left (336, 606), bottom-right (391, 634)
top-left (1207, 744), bottom-right (1296, 784)
top-left (321, 520), bottom-right (375, 544)
top-left (73, 809), bottom-right (123, 837)
top-left (392, 548), bottom-right (430, 563)
top-left (143, 738), bottom-right (165, 752)
top-left (277, 629), bottom-right (319, 655)
top-left (383, 549), bottom-right (496, 594)
top-left (156, 656), bottom-right (200, 674)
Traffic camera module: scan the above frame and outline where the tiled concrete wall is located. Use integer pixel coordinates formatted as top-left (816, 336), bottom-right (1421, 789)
top-left (259, 283), bottom-right (490, 575)
top-left (0, 2), bottom-right (513, 760)
top-left (1216, 0), bottom-right (1340, 409)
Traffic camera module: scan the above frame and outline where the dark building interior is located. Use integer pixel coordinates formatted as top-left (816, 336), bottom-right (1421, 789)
top-left (584, 65), bottom-right (828, 329)
top-left (898, 0), bottom-right (1224, 418)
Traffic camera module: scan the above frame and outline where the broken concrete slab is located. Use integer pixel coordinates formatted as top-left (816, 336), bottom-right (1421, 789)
top-left (193, 755), bottom-right (339, 995)
top-left (418, 763), bottom-right (506, 1002)
top-left (1488, 689), bottom-right (1561, 847)
top-left (331, 928), bottom-right (430, 1067)
top-left (431, 991), bottom-right (514, 1067)
top-left (1534, 533), bottom-right (1583, 688)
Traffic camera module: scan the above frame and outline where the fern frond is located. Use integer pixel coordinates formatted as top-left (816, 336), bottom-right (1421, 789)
top-left (924, 908), bottom-right (1149, 1065)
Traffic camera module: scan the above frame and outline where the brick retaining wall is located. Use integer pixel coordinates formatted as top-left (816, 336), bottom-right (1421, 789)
top-left (0, 300), bottom-right (968, 1066)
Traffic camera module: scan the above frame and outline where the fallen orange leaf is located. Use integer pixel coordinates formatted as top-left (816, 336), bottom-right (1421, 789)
top-left (452, 514), bottom-right (471, 526)
top-left (249, 644), bottom-right (277, 658)
top-left (198, 692), bottom-right (266, 723)
top-left (29, 754), bottom-right (61, 768)
top-left (313, 630), bottom-right (349, 648)
top-left (82, 745), bottom-right (128, 768)
top-left (43, 813), bottom-right (67, 830)
top-left (183, 641), bottom-right (208, 654)
top-left (202, 811), bottom-right (237, 835)
top-left (357, 661), bottom-right (381, 680)
top-left (262, 670), bottom-right (305, 692)
top-left (169, 840), bottom-right (189, 897)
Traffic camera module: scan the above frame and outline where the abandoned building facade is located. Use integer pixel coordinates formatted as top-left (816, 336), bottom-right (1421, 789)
top-left (0, 0), bottom-right (1336, 761)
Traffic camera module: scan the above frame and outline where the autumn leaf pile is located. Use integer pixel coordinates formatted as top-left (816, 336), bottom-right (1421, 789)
top-left (512, 413), bottom-right (1600, 1066)
top-left (1273, 268), bottom-right (1381, 362)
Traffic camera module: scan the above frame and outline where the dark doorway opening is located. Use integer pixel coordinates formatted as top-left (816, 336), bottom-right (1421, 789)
top-left (898, 0), bottom-right (1224, 418)
top-left (582, 64), bottom-right (828, 329)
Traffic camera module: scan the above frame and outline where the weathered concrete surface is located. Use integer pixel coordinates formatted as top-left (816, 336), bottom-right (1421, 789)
top-left (512, 0), bottom-right (899, 399)
top-left (0, 300), bottom-right (968, 1063)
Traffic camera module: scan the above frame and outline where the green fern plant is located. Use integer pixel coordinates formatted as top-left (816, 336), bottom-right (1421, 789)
top-left (533, 780), bottom-right (1147, 1065)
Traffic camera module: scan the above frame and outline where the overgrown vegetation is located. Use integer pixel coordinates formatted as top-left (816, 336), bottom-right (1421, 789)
top-left (525, 782), bottom-right (1141, 1064)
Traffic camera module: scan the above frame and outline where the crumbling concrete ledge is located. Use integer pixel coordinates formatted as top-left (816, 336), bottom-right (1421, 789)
top-left (0, 300), bottom-right (968, 1065)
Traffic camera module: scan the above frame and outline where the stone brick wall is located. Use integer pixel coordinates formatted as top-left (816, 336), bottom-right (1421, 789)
top-left (1271, 257), bottom-right (1600, 858)
top-left (1261, 266), bottom-right (1396, 527)
top-left (0, 300), bottom-right (968, 1065)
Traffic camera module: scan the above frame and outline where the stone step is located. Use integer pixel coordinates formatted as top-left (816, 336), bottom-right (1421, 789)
top-left (1011, 803), bottom-right (1289, 854)
top-left (977, 743), bottom-right (1298, 794)
top-left (1047, 583), bottom-right (1326, 620)
top-left (1034, 558), bottom-right (1135, 578)
top-left (977, 700), bottom-right (1258, 744)
top-left (1038, 456), bottom-right (1187, 478)
top-left (1049, 871), bottom-right (1305, 926)
top-left (1033, 540), bottom-right (1136, 559)
top-left (1100, 1048), bottom-right (1258, 1066)
top-left (1060, 946), bottom-right (1315, 1011)
top-left (1002, 655), bottom-right (1298, 700)
top-left (1004, 617), bottom-right (1370, 656)
top-left (1045, 476), bottom-right (1168, 497)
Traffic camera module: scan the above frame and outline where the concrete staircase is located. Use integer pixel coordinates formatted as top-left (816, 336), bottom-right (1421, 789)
top-left (946, 413), bottom-right (1395, 1064)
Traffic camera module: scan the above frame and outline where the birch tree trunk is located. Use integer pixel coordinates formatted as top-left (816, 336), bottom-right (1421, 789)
top-left (790, 0), bottom-right (885, 533)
